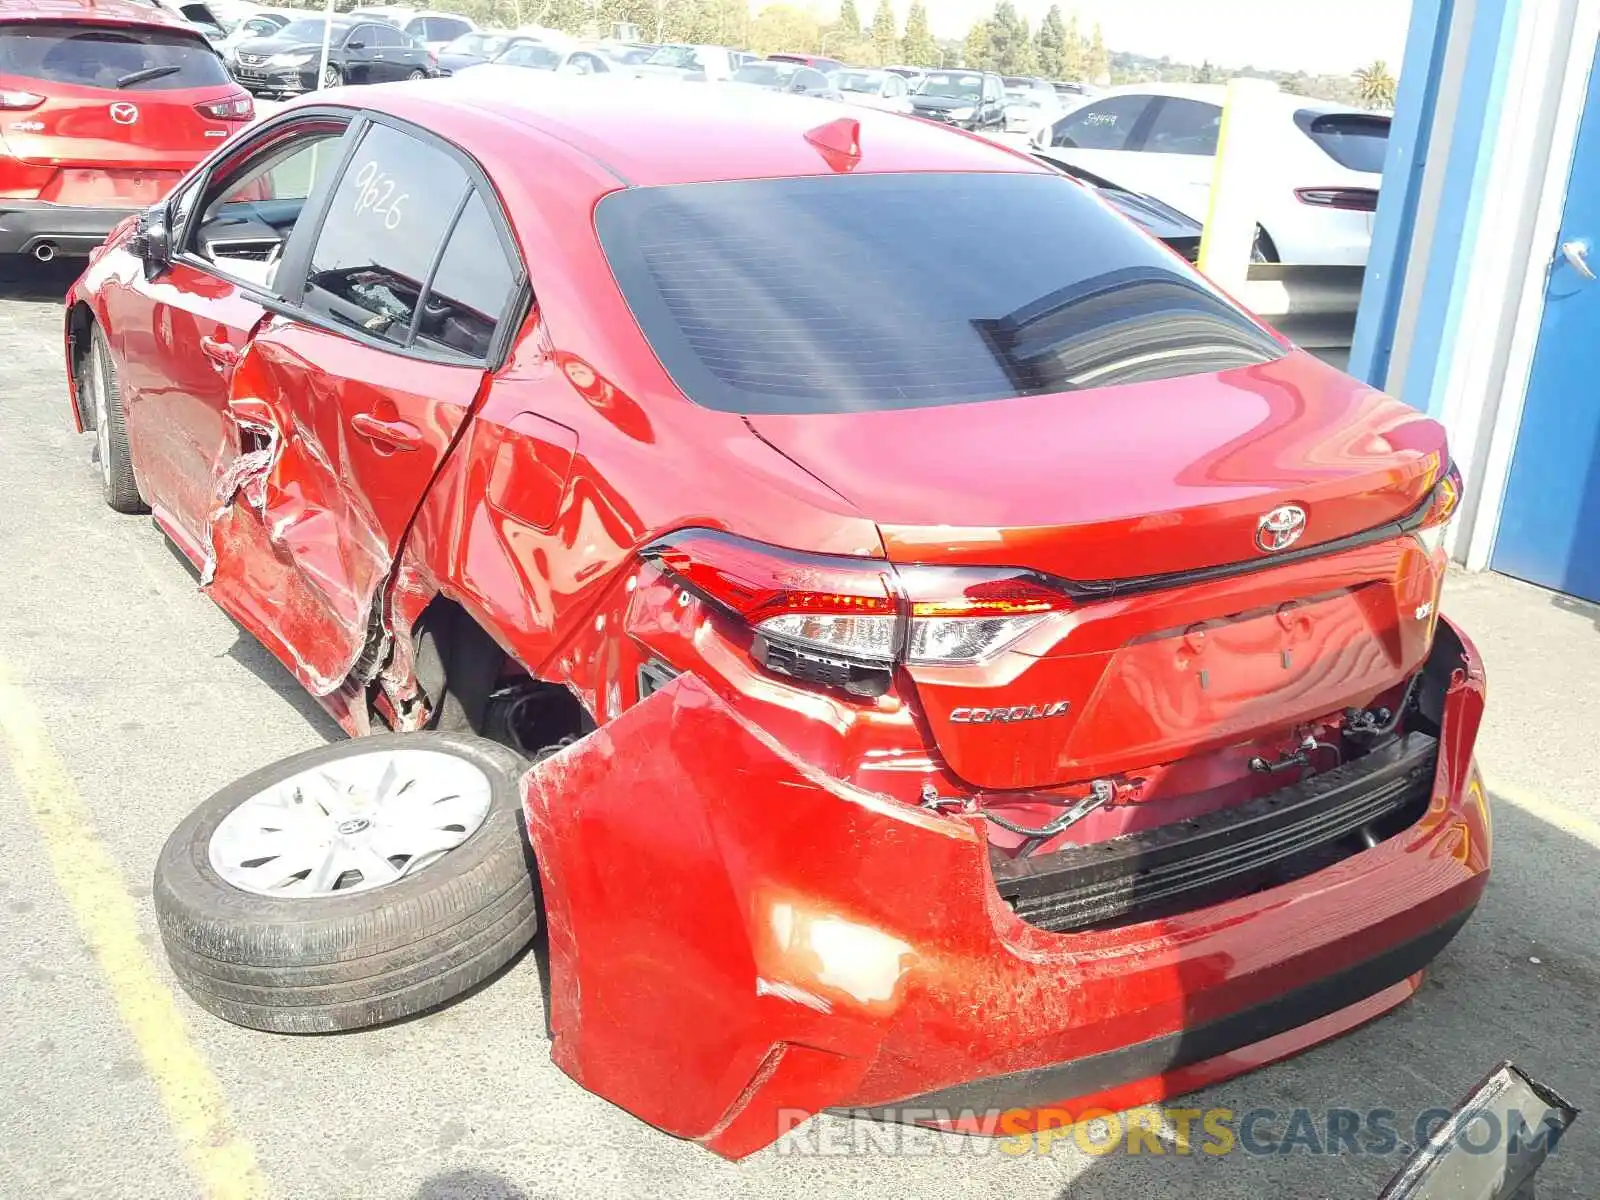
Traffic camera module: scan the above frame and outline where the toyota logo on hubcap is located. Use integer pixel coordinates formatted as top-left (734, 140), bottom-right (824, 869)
top-left (1255, 504), bottom-right (1308, 553)
top-left (109, 103), bottom-right (139, 125)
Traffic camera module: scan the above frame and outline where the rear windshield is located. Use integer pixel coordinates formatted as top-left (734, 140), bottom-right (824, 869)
top-left (497, 42), bottom-right (561, 69)
top-left (0, 22), bottom-right (228, 90)
top-left (278, 19), bottom-right (336, 41)
top-left (732, 62), bottom-right (797, 86)
top-left (596, 173), bottom-right (1285, 414)
top-left (1296, 111), bottom-right (1390, 173)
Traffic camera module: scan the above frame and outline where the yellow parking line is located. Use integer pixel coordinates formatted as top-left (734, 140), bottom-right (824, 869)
top-left (1491, 777), bottom-right (1600, 849)
top-left (0, 663), bottom-right (269, 1200)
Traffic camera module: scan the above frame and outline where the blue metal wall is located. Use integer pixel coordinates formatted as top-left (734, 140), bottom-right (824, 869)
top-left (1349, 0), bottom-right (1523, 415)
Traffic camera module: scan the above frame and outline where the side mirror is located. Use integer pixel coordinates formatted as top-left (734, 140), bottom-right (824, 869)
top-left (129, 210), bottom-right (171, 278)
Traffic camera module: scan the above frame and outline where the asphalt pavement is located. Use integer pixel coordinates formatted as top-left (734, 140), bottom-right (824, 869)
top-left (2, 260), bottom-right (1597, 1199)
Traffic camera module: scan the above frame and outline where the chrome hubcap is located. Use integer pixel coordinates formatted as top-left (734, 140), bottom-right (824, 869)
top-left (209, 749), bottom-right (493, 897)
top-left (90, 344), bottom-right (111, 485)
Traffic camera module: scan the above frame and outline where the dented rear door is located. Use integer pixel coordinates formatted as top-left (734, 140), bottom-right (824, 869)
top-left (203, 118), bottom-right (521, 696)
top-left (205, 321), bottom-right (487, 694)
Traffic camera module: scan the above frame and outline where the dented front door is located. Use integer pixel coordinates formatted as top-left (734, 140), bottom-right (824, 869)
top-left (204, 319), bottom-right (486, 695)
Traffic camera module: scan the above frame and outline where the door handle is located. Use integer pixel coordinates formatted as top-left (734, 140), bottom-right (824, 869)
top-left (350, 411), bottom-right (422, 451)
top-left (1561, 239), bottom-right (1596, 281)
top-left (200, 335), bottom-right (240, 370)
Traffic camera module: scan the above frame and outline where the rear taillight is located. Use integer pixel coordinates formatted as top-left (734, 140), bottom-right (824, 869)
top-left (0, 90), bottom-right (44, 110)
top-left (195, 95), bottom-right (254, 121)
top-left (1413, 461), bottom-right (1463, 554)
top-left (644, 530), bottom-right (1069, 692)
top-left (1295, 187), bottom-right (1379, 212)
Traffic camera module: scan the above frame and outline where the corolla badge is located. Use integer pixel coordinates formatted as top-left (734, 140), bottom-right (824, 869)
top-left (1255, 504), bottom-right (1307, 553)
top-left (949, 700), bottom-right (1071, 724)
top-left (109, 102), bottom-right (139, 125)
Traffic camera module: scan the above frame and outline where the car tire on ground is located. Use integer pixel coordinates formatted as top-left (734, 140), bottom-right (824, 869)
top-left (84, 324), bottom-right (145, 514)
top-left (153, 732), bottom-right (540, 1034)
top-left (407, 68), bottom-right (427, 80)
top-left (322, 64), bottom-right (343, 87)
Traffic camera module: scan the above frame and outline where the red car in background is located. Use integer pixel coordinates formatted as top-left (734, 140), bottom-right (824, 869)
top-left (62, 78), bottom-right (1487, 1157)
top-left (766, 50), bottom-right (845, 72)
top-left (0, 0), bottom-right (251, 261)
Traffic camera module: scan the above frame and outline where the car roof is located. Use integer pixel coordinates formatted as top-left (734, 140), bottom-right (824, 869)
top-left (0, 0), bottom-right (193, 28)
top-left (363, 73), bottom-right (1048, 187)
top-left (1103, 80), bottom-right (1365, 114)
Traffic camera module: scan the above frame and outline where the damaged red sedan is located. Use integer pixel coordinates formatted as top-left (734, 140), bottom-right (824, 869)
top-left (64, 77), bottom-right (1488, 1157)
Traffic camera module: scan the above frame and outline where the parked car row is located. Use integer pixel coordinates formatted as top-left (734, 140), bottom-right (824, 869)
top-left (0, 0), bottom-right (1384, 270)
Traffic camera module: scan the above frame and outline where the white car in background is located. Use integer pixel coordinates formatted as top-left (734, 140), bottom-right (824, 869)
top-left (1032, 82), bottom-right (1389, 265)
top-left (828, 68), bottom-right (913, 113)
top-left (346, 6), bottom-right (475, 53)
top-left (631, 43), bottom-right (744, 82)
top-left (1001, 75), bottom-right (1062, 135)
top-left (457, 44), bottom-right (621, 78)
top-left (217, 7), bottom-right (295, 64)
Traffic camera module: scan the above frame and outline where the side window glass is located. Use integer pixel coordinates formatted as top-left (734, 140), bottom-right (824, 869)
top-left (1143, 97), bottom-right (1222, 156)
top-left (377, 25), bottom-right (405, 48)
top-left (189, 125), bottom-right (348, 288)
top-left (301, 124), bottom-right (469, 345)
top-left (415, 190), bottom-right (515, 360)
top-left (1049, 95), bottom-right (1152, 150)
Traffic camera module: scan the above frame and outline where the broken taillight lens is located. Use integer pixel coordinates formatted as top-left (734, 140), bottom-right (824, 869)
top-left (644, 530), bottom-right (1069, 684)
top-left (1414, 461), bottom-right (1463, 554)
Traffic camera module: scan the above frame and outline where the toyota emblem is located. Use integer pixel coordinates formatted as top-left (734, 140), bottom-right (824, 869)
top-left (1255, 504), bottom-right (1308, 553)
top-left (109, 102), bottom-right (139, 125)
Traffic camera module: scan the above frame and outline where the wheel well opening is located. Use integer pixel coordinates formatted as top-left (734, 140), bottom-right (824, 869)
top-left (408, 598), bottom-right (593, 760)
top-left (67, 302), bottom-right (96, 428)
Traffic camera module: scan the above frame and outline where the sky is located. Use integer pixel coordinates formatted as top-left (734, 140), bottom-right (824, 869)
top-left (889, 0), bottom-right (1413, 76)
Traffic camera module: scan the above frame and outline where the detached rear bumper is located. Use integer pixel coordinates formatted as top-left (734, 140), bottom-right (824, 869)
top-left (522, 617), bottom-right (1489, 1159)
top-left (0, 201), bottom-right (136, 257)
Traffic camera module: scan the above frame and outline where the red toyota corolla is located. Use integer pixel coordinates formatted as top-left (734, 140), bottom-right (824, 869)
top-left (0, 0), bottom-right (253, 262)
top-left (63, 77), bottom-right (1488, 1157)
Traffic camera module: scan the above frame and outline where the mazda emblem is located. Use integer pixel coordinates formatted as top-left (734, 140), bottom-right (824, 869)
top-left (110, 103), bottom-right (139, 125)
top-left (1255, 504), bottom-right (1308, 553)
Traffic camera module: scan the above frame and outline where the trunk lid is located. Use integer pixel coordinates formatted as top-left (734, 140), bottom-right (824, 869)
top-left (748, 352), bottom-right (1448, 790)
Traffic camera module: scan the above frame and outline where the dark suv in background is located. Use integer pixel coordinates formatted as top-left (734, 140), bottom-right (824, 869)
top-left (909, 68), bottom-right (1007, 131)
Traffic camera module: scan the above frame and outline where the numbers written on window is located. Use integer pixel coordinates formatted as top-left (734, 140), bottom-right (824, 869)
top-left (350, 159), bottom-right (407, 230)
top-left (302, 124), bottom-right (468, 344)
top-left (1051, 95), bottom-right (1154, 150)
top-left (299, 123), bottom-right (518, 360)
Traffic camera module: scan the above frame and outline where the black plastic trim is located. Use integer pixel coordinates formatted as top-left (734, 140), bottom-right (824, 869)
top-left (1054, 480), bottom-right (1440, 601)
top-left (994, 732), bottom-right (1438, 933)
